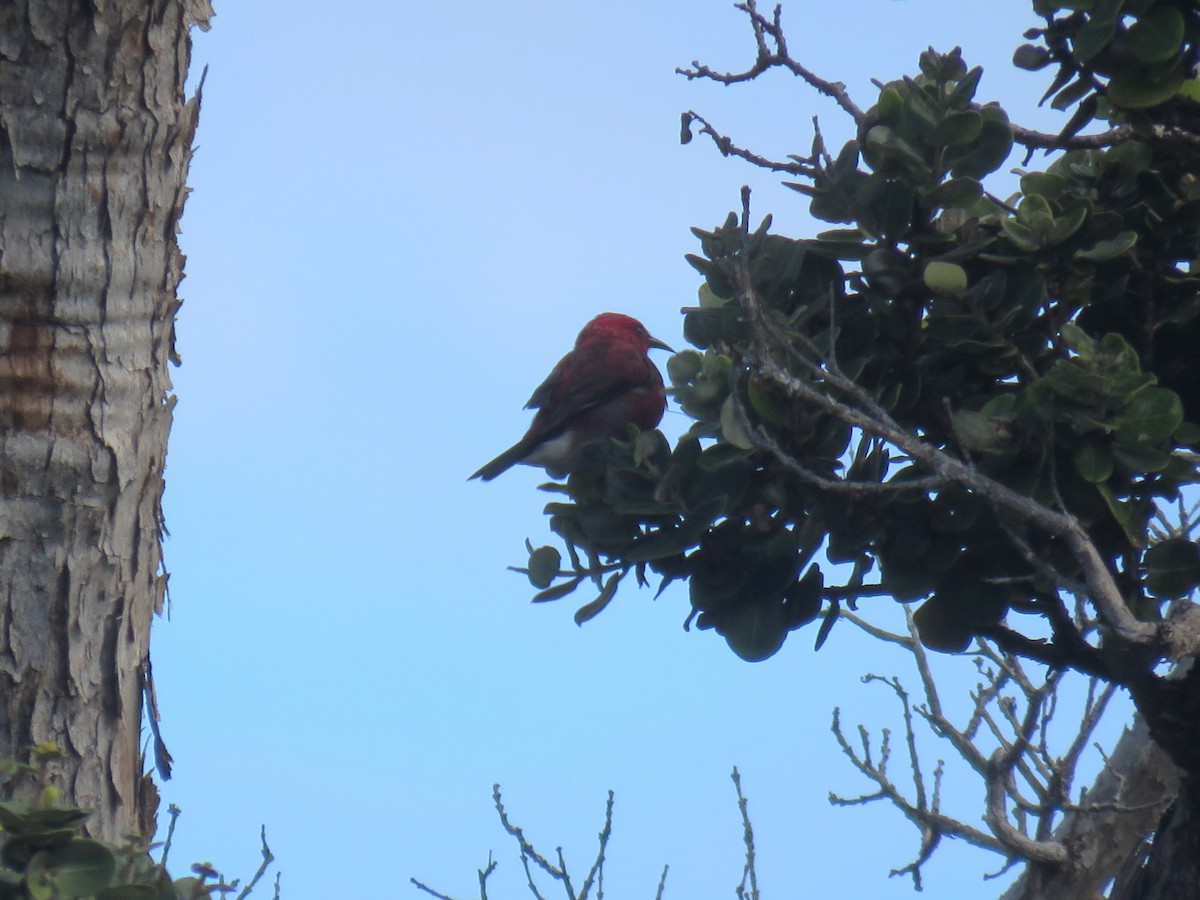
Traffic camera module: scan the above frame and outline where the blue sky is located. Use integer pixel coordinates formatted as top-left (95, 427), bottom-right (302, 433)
top-left (151, 2), bottom-right (1128, 897)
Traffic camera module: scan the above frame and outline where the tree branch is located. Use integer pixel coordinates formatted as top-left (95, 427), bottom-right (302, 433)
top-left (676, 0), bottom-right (865, 124)
top-left (681, 110), bottom-right (816, 176)
top-left (721, 233), bottom-right (1161, 650)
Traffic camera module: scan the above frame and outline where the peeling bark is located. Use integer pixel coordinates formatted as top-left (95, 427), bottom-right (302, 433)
top-left (1124, 775), bottom-right (1200, 900)
top-left (999, 716), bottom-right (1179, 900)
top-left (0, 0), bottom-right (211, 840)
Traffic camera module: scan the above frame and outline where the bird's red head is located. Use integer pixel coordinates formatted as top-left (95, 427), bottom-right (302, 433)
top-left (577, 312), bottom-right (673, 353)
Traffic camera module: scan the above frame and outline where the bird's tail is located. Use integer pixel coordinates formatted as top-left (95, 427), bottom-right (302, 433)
top-left (469, 438), bottom-right (536, 481)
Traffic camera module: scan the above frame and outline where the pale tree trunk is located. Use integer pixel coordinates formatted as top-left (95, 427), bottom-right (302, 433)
top-left (0, 0), bottom-right (211, 841)
top-left (999, 716), bottom-right (1179, 900)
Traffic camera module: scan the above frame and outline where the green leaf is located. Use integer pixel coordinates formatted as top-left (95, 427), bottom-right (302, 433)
top-left (952, 409), bottom-right (1009, 453)
top-left (924, 176), bottom-right (983, 209)
top-left (624, 526), bottom-right (703, 564)
top-left (666, 349), bottom-right (703, 386)
top-left (1175, 421), bottom-right (1200, 450)
top-left (948, 113), bottom-right (1013, 179)
top-left (1017, 194), bottom-right (1055, 230)
top-left (947, 66), bottom-right (984, 108)
top-left (1129, 5), bottom-right (1186, 64)
top-left (1179, 78), bottom-right (1200, 102)
top-left (1146, 537), bottom-right (1200, 598)
top-left (526, 545), bottom-right (561, 589)
top-left (912, 597), bottom-right (971, 652)
top-left (1116, 387), bottom-right (1184, 444)
top-left (865, 125), bottom-right (927, 171)
top-left (1095, 482), bottom-right (1148, 547)
top-left (698, 282), bottom-right (730, 308)
top-left (747, 377), bottom-right (788, 425)
top-left (0, 802), bottom-right (90, 837)
top-left (26, 840), bottom-right (116, 900)
top-left (1073, 7), bottom-right (1118, 63)
top-left (531, 579), bottom-right (580, 603)
top-left (1110, 442), bottom-right (1172, 473)
top-left (1019, 172), bottom-right (1070, 200)
top-left (1000, 219), bottom-right (1041, 251)
top-left (1075, 231), bottom-right (1138, 261)
top-left (1060, 322), bottom-right (1097, 358)
top-left (1051, 77), bottom-right (1094, 111)
top-left (719, 397), bottom-right (755, 450)
top-left (1013, 44), bottom-right (1052, 70)
top-left (876, 85), bottom-right (904, 124)
top-left (1106, 63), bottom-right (1187, 109)
top-left (932, 110), bottom-right (983, 146)
top-left (1046, 206), bottom-right (1088, 245)
top-left (923, 260), bottom-right (968, 296)
top-left (574, 571), bottom-right (622, 624)
top-left (1073, 437), bottom-right (1114, 482)
top-left (722, 603), bottom-right (789, 662)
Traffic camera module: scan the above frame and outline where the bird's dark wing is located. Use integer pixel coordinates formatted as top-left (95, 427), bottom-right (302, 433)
top-left (524, 355), bottom-right (567, 410)
top-left (524, 342), bottom-right (650, 435)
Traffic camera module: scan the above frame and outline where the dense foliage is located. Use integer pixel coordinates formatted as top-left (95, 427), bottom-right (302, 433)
top-left (522, 0), bottom-right (1200, 682)
top-left (489, 2), bottom-right (1200, 893)
top-left (0, 749), bottom-right (274, 900)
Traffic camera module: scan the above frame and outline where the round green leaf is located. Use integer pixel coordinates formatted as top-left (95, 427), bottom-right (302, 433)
top-left (698, 282), bottom-right (729, 308)
top-left (1110, 442), bottom-right (1171, 473)
top-left (1179, 78), bottom-right (1200, 102)
top-left (924, 176), bottom-right (983, 209)
top-left (26, 840), bottom-right (116, 900)
top-left (1129, 5), bottom-right (1185, 64)
top-left (948, 116), bottom-right (1014, 178)
top-left (1073, 14), bottom-right (1117, 64)
top-left (932, 110), bottom-right (983, 147)
top-left (1145, 537), bottom-right (1200, 598)
top-left (721, 603), bottom-right (789, 661)
top-left (1106, 64), bottom-right (1187, 109)
top-left (1047, 206), bottom-right (1088, 246)
top-left (1116, 387), bottom-right (1184, 444)
top-left (914, 574), bottom-right (1009, 653)
top-left (923, 261), bottom-right (968, 296)
top-left (665, 349), bottom-right (703, 386)
top-left (1013, 44), bottom-right (1052, 70)
top-left (952, 409), bottom-right (1008, 454)
top-left (912, 598), bottom-right (972, 653)
top-left (747, 377), bottom-right (788, 425)
top-left (526, 546), bottom-right (561, 589)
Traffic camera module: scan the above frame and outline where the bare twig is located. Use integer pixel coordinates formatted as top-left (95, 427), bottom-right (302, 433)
top-left (1010, 122), bottom-right (1200, 151)
top-left (732, 767), bottom-right (760, 900)
top-left (494, 785), bottom-right (567, 891)
top-left (654, 865), bottom-right (669, 900)
top-left (682, 110), bottom-right (816, 176)
top-left (577, 791), bottom-right (614, 900)
top-left (677, 0), bottom-right (865, 123)
top-left (233, 827), bottom-right (276, 900)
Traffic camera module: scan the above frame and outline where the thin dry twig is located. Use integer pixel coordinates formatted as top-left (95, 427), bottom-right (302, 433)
top-left (677, 0), bottom-right (865, 123)
top-left (732, 767), bottom-right (760, 900)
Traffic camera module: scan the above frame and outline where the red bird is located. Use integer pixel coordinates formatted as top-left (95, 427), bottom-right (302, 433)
top-left (471, 313), bottom-right (673, 481)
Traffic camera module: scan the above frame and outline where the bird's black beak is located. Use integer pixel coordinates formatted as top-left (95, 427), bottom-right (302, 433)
top-left (649, 336), bottom-right (674, 353)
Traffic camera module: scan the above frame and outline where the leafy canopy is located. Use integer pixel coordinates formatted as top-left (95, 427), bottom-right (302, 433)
top-left (511, 2), bottom-right (1200, 682)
